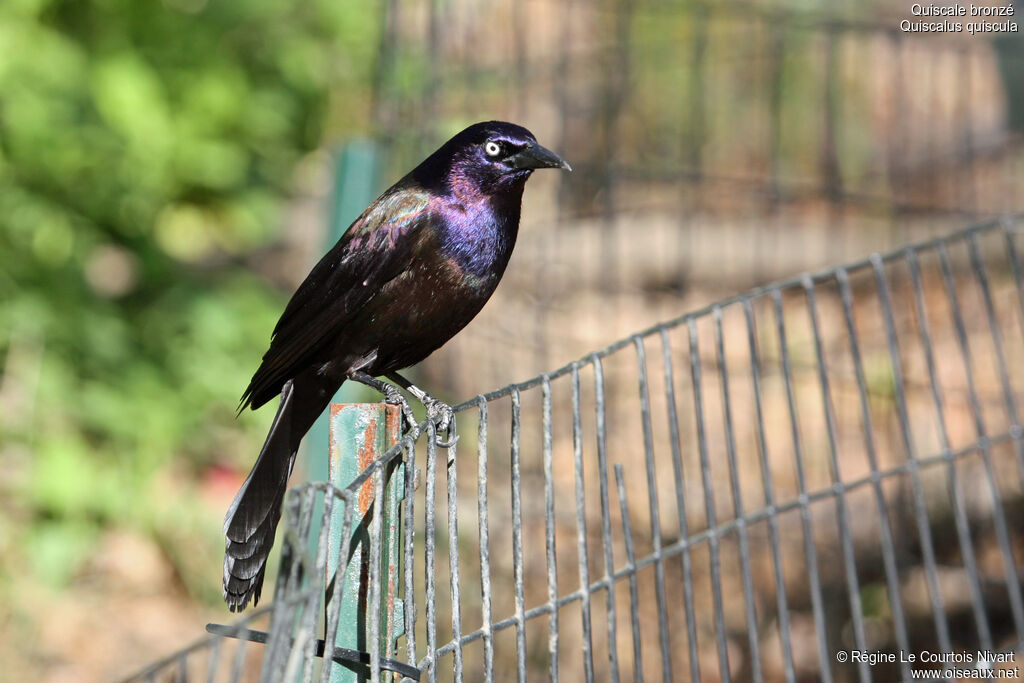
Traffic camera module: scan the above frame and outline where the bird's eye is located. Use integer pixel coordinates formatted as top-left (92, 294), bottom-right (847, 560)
top-left (484, 141), bottom-right (502, 158)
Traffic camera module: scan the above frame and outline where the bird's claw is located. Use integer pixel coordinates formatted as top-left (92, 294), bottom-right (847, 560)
top-left (424, 397), bottom-right (458, 448)
top-left (381, 384), bottom-right (420, 440)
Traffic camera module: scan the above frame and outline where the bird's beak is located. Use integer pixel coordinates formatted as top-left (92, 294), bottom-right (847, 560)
top-left (508, 143), bottom-right (572, 172)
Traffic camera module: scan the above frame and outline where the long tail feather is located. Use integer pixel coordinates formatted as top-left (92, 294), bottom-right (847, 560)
top-left (222, 381), bottom-right (298, 612)
top-left (223, 370), bottom-right (340, 611)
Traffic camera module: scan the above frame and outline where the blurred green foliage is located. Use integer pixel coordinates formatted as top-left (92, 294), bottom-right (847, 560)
top-left (0, 0), bottom-right (378, 600)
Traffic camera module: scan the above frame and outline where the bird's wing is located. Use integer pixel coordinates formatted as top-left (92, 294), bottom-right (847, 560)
top-left (240, 184), bottom-right (433, 410)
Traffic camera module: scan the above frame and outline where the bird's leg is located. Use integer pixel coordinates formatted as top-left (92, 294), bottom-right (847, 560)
top-left (386, 372), bottom-right (458, 447)
top-left (347, 370), bottom-right (419, 440)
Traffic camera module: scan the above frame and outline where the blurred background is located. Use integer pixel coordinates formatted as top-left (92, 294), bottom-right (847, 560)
top-left (1, 0), bottom-right (1022, 680)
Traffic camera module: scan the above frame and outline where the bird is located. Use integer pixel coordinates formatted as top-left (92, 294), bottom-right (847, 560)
top-left (222, 121), bottom-right (570, 611)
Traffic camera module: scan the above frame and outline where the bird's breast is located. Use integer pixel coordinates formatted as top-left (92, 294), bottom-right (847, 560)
top-left (435, 202), bottom-right (518, 283)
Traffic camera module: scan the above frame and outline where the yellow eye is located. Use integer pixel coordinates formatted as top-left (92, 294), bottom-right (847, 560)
top-left (484, 141), bottom-right (502, 157)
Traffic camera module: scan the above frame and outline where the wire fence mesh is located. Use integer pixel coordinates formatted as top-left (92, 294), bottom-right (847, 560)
top-left (126, 214), bottom-right (1024, 682)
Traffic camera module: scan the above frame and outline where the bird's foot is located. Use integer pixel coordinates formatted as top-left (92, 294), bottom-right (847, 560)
top-left (424, 396), bottom-right (458, 448)
top-left (384, 372), bottom-right (458, 448)
top-left (380, 383), bottom-right (420, 441)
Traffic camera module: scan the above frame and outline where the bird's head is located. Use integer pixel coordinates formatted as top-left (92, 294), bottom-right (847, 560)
top-left (415, 121), bottom-right (571, 201)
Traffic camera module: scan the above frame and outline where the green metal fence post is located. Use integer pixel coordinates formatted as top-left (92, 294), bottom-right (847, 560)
top-left (326, 403), bottom-right (405, 682)
top-left (306, 140), bottom-right (382, 486)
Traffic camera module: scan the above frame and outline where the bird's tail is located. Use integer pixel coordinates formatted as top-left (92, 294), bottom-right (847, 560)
top-left (222, 379), bottom-right (317, 612)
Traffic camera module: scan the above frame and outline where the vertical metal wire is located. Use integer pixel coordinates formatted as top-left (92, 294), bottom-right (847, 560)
top-left (613, 463), bottom-right (644, 683)
top-left (283, 626), bottom-right (313, 683)
top-left (772, 289), bottom-right (833, 683)
top-left (686, 319), bottom-right (732, 681)
top-left (660, 327), bottom-right (702, 683)
top-left (510, 388), bottom-right (528, 683)
top-left (634, 336), bottom-right (674, 681)
top-left (906, 250), bottom-right (992, 649)
top-left (446, 421), bottom-right (464, 682)
top-left (294, 488), bottom-right (318, 677)
top-left (860, 259), bottom-right (951, 651)
top-left (403, 441), bottom-right (418, 667)
top-left (592, 354), bottom-right (620, 682)
top-left (571, 364), bottom-right (595, 683)
top-left (424, 423), bottom-right (439, 683)
top-left (542, 376), bottom-right (560, 683)
top-left (801, 276), bottom-right (874, 683)
top-left (742, 299), bottom-right (797, 683)
top-left (476, 397), bottom-right (494, 680)
top-left (369, 469), bottom-right (386, 683)
top-left (713, 306), bottom-right (762, 682)
top-left (230, 618), bottom-right (249, 683)
top-left (203, 637), bottom-right (221, 683)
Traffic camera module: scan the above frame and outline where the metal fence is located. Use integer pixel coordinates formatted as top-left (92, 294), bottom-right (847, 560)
top-left (126, 214), bottom-right (1024, 682)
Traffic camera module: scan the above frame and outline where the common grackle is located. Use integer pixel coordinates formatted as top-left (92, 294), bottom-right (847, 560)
top-left (223, 121), bottom-right (570, 611)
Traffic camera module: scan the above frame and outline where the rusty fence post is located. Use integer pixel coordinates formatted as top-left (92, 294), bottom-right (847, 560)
top-left (327, 403), bottom-right (405, 682)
